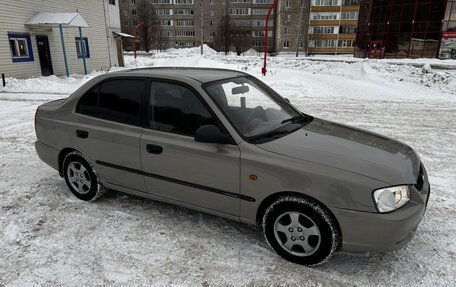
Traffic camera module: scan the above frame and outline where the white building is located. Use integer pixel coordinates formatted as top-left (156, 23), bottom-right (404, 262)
top-left (0, 0), bottom-right (129, 79)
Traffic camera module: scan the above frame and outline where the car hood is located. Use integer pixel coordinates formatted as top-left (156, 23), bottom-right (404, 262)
top-left (257, 118), bottom-right (420, 185)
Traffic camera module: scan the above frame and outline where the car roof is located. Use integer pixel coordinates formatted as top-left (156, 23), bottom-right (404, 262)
top-left (112, 67), bottom-right (248, 84)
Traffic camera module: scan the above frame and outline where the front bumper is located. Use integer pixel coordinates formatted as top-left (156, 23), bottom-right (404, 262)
top-left (333, 177), bottom-right (430, 252)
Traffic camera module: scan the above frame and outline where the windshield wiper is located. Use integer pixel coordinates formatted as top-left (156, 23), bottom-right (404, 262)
top-left (281, 114), bottom-right (312, 124)
top-left (248, 126), bottom-right (301, 143)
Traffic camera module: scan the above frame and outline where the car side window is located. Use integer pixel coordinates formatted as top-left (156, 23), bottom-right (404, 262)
top-left (77, 86), bottom-right (99, 117)
top-left (150, 82), bottom-right (217, 136)
top-left (98, 79), bottom-right (144, 125)
top-left (76, 79), bottom-right (145, 126)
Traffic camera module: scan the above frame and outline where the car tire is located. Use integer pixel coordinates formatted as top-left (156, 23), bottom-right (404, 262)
top-left (262, 196), bottom-right (341, 266)
top-left (63, 151), bottom-right (105, 201)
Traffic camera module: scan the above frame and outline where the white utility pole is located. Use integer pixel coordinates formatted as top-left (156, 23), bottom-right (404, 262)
top-left (201, 0), bottom-right (204, 55)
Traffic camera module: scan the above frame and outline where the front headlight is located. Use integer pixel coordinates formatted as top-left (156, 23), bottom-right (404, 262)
top-left (373, 185), bottom-right (410, 213)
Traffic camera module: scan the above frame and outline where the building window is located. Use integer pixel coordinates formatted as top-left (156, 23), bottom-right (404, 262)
top-left (175, 41), bottom-right (195, 47)
top-left (8, 33), bottom-right (34, 63)
top-left (159, 20), bottom-right (173, 26)
top-left (340, 25), bottom-right (357, 34)
top-left (109, 0), bottom-right (116, 5)
top-left (285, 0), bottom-right (291, 8)
top-left (252, 30), bottom-right (272, 37)
top-left (252, 8), bottom-right (268, 15)
top-left (175, 30), bottom-right (195, 37)
top-left (283, 41), bottom-right (290, 48)
top-left (284, 27), bottom-right (289, 35)
top-left (312, 26), bottom-right (335, 34)
top-left (156, 9), bottom-right (172, 15)
top-left (342, 0), bottom-right (359, 5)
top-left (176, 20), bottom-right (194, 26)
top-left (341, 11), bottom-right (358, 20)
top-left (210, 20), bottom-right (215, 26)
top-left (175, 9), bottom-right (193, 15)
top-left (311, 39), bottom-right (336, 47)
top-left (230, 8), bottom-right (250, 15)
top-left (311, 12), bottom-right (338, 20)
top-left (132, 9), bottom-right (137, 15)
top-left (210, 0), bottom-right (215, 4)
top-left (131, 0), bottom-right (135, 4)
top-left (75, 37), bottom-right (90, 58)
top-left (338, 39), bottom-right (354, 47)
top-left (210, 10), bottom-right (215, 16)
top-left (313, 0), bottom-right (338, 6)
top-left (233, 19), bottom-right (252, 26)
top-left (175, 0), bottom-right (193, 4)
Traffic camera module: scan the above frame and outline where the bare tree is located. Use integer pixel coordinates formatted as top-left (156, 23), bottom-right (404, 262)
top-left (136, 0), bottom-right (158, 52)
top-left (153, 27), bottom-right (170, 51)
top-left (214, 15), bottom-right (231, 54)
top-left (231, 26), bottom-right (252, 56)
top-left (296, 1), bottom-right (310, 57)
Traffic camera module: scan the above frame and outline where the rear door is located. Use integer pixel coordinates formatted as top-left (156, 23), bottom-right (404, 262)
top-left (140, 80), bottom-right (241, 216)
top-left (73, 78), bottom-right (147, 192)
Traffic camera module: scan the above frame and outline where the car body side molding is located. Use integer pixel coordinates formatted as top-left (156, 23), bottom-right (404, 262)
top-left (95, 160), bottom-right (256, 202)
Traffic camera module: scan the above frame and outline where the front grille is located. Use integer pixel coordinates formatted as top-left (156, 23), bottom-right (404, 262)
top-left (415, 164), bottom-right (424, 191)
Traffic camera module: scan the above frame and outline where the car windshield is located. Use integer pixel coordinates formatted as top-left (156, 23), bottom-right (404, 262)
top-left (205, 76), bottom-right (311, 141)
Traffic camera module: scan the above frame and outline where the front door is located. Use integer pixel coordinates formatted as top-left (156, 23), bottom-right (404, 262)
top-left (140, 81), bottom-right (241, 216)
top-left (36, 36), bottom-right (53, 76)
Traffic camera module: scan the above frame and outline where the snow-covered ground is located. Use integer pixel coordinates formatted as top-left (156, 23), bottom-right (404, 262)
top-left (1, 47), bottom-right (455, 286)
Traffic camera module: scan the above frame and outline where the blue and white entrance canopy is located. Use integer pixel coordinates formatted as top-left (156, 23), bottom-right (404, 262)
top-left (25, 12), bottom-right (90, 77)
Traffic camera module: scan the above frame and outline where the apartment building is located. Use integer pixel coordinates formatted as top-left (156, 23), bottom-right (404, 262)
top-left (0, 0), bottom-right (125, 78)
top-left (275, 0), bottom-right (310, 54)
top-left (118, 0), bottom-right (361, 55)
top-left (308, 0), bottom-right (360, 54)
top-left (119, 0), bottom-right (276, 52)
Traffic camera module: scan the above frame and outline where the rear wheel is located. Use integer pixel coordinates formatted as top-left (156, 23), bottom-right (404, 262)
top-left (63, 151), bottom-right (105, 201)
top-left (263, 196), bottom-right (340, 266)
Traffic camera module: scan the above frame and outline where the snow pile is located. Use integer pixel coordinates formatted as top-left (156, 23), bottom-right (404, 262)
top-left (2, 51), bottom-right (454, 103)
top-left (0, 71), bottom-right (103, 95)
top-left (368, 62), bottom-right (456, 95)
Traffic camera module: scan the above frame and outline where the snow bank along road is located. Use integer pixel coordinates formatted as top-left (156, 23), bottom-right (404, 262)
top-left (0, 53), bottom-right (455, 286)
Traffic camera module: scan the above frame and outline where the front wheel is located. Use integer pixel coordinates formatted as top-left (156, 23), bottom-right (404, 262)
top-left (63, 151), bottom-right (105, 201)
top-left (263, 196), bottom-right (341, 266)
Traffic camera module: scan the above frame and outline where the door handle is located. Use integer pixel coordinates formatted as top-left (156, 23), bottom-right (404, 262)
top-left (146, 144), bottom-right (163, 154)
top-left (76, 130), bottom-right (89, 139)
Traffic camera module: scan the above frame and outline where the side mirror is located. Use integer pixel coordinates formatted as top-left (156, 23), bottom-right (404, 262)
top-left (284, 98), bottom-right (291, 103)
top-left (195, 125), bottom-right (228, 144)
